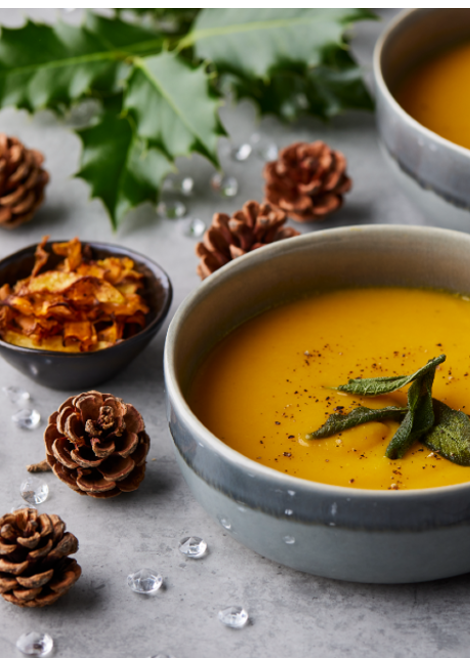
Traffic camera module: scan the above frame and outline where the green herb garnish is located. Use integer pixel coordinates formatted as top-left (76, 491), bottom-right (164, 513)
top-left (308, 354), bottom-right (470, 464)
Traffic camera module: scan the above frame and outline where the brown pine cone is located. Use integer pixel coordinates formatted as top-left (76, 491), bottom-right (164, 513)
top-left (195, 200), bottom-right (300, 280)
top-left (45, 391), bottom-right (150, 498)
top-left (0, 507), bottom-right (81, 607)
top-left (0, 134), bottom-right (49, 229)
top-left (263, 141), bottom-right (352, 222)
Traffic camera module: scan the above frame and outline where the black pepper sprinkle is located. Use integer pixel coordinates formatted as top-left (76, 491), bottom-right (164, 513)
top-left (275, 421), bottom-right (280, 425)
top-left (283, 452), bottom-right (292, 457)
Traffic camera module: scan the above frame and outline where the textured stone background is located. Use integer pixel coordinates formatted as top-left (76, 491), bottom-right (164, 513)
top-left (2, 9), bottom-right (468, 658)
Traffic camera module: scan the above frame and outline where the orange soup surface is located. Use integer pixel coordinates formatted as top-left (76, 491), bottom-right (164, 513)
top-left (395, 39), bottom-right (470, 150)
top-left (188, 288), bottom-right (470, 490)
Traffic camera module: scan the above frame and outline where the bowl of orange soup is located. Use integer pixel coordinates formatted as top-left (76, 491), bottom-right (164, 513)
top-left (164, 225), bottom-right (470, 583)
top-left (374, 9), bottom-right (470, 231)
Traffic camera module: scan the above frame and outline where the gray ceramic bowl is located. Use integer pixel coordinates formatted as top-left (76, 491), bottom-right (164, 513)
top-left (0, 241), bottom-right (172, 390)
top-left (374, 9), bottom-right (470, 230)
top-left (165, 225), bottom-right (470, 584)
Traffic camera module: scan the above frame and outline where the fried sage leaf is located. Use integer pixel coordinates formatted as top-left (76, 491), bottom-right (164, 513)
top-left (335, 354), bottom-right (445, 396)
top-left (306, 405), bottom-right (407, 440)
top-left (385, 370), bottom-right (435, 459)
top-left (422, 400), bottom-right (470, 466)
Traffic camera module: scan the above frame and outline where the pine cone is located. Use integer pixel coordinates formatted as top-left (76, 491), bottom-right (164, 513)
top-left (263, 141), bottom-right (352, 222)
top-left (195, 200), bottom-right (300, 280)
top-left (0, 507), bottom-right (81, 607)
top-left (45, 391), bottom-right (150, 498)
top-left (0, 134), bottom-right (49, 229)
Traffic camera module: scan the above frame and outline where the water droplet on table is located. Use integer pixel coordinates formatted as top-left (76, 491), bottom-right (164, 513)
top-left (12, 408), bottom-right (41, 430)
top-left (178, 536), bottom-right (207, 559)
top-left (20, 478), bottom-right (49, 505)
top-left (218, 606), bottom-right (249, 629)
top-left (16, 632), bottom-right (53, 656)
top-left (210, 173), bottom-right (239, 197)
top-left (283, 535), bottom-right (296, 545)
top-left (284, 508), bottom-right (293, 516)
top-left (157, 200), bottom-right (187, 219)
top-left (127, 568), bottom-right (163, 594)
top-left (2, 386), bottom-right (31, 406)
top-left (180, 217), bottom-right (206, 238)
top-left (231, 143), bottom-right (252, 161)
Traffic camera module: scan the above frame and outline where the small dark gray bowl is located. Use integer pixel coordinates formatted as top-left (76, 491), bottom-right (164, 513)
top-left (0, 241), bottom-right (172, 390)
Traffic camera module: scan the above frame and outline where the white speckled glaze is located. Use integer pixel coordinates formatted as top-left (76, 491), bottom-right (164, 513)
top-left (164, 226), bottom-right (470, 583)
top-left (373, 9), bottom-right (470, 230)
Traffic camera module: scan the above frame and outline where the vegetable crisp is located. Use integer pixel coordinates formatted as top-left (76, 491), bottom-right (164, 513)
top-left (0, 236), bottom-right (149, 352)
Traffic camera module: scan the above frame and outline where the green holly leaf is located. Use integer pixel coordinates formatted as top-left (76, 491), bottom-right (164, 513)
top-left (76, 104), bottom-right (173, 228)
top-left (188, 9), bottom-right (375, 78)
top-left (0, 15), bottom-right (162, 112)
top-left (125, 51), bottom-right (226, 166)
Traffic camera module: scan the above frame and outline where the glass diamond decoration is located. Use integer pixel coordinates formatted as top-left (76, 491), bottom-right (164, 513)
top-left (10, 503), bottom-right (36, 513)
top-left (2, 386), bottom-right (31, 406)
top-left (162, 176), bottom-right (194, 196)
top-left (210, 173), bottom-right (239, 198)
top-left (178, 536), bottom-right (208, 559)
top-left (157, 200), bottom-right (187, 219)
top-left (12, 408), bottom-right (40, 430)
top-left (258, 143), bottom-right (279, 162)
top-left (181, 218), bottom-right (206, 239)
top-left (20, 478), bottom-right (49, 505)
top-left (16, 632), bottom-right (53, 656)
top-left (231, 143), bottom-right (252, 162)
top-left (127, 568), bottom-right (163, 594)
top-left (218, 606), bottom-right (249, 629)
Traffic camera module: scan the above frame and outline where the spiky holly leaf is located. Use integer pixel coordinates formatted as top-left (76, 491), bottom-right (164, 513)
top-left (125, 52), bottom-right (226, 166)
top-left (0, 15), bottom-right (161, 112)
top-left (232, 50), bottom-right (374, 122)
top-left (188, 8), bottom-right (375, 78)
top-left (76, 104), bottom-right (173, 228)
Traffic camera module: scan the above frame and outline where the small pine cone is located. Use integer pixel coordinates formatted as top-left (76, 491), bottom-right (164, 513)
top-left (0, 507), bottom-right (81, 608)
top-left (45, 391), bottom-right (150, 498)
top-left (195, 200), bottom-right (300, 280)
top-left (263, 141), bottom-right (352, 222)
top-left (0, 134), bottom-right (49, 229)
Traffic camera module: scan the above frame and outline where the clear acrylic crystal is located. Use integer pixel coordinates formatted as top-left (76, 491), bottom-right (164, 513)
top-left (127, 568), bottom-right (163, 594)
top-left (178, 536), bottom-right (207, 559)
top-left (218, 606), bottom-right (249, 629)
top-left (283, 535), bottom-right (296, 545)
top-left (20, 478), bottom-right (49, 505)
top-left (157, 200), bottom-right (187, 219)
top-left (16, 632), bottom-right (53, 656)
top-left (258, 143), bottom-right (279, 162)
top-left (231, 143), bottom-right (252, 162)
top-left (211, 173), bottom-right (239, 197)
top-left (219, 517), bottom-right (231, 530)
top-left (2, 385), bottom-right (31, 406)
top-left (11, 503), bottom-right (36, 513)
top-left (181, 217), bottom-right (206, 239)
top-left (162, 176), bottom-right (194, 196)
top-left (12, 408), bottom-right (41, 430)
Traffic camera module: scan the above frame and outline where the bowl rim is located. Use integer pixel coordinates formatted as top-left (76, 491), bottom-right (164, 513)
top-left (373, 7), bottom-right (470, 159)
top-left (0, 239), bottom-right (173, 358)
top-left (165, 224), bottom-right (470, 500)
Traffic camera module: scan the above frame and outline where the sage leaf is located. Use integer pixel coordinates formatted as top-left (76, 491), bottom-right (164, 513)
top-left (306, 405), bottom-right (407, 440)
top-left (422, 400), bottom-right (470, 466)
top-left (335, 354), bottom-right (446, 396)
top-left (385, 370), bottom-right (435, 459)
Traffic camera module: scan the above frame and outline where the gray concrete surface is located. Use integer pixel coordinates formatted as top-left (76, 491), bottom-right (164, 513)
top-left (2, 9), bottom-right (469, 658)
